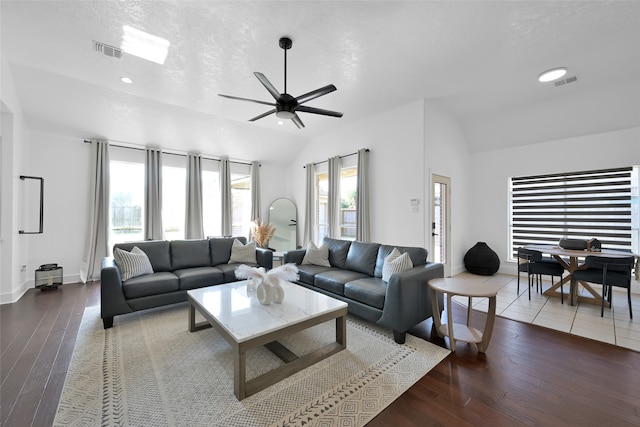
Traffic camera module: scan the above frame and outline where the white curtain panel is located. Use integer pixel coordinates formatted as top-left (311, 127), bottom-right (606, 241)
top-left (80, 140), bottom-right (110, 282)
top-left (303, 163), bottom-right (316, 245)
top-left (144, 148), bottom-right (163, 240)
top-left (220, 158), bottom-right (232, 236)
top-left (328, 156), bottom-right (341, 238)
top-left (185, 154), bottom-right (204, 239)
top-left (250, 161), bottom-right (261, 223)
top-left (356, 148), bottom-right (371, 242)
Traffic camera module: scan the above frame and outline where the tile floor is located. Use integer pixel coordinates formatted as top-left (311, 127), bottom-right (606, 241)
top-left (447, 271), bottom-right (640, 352)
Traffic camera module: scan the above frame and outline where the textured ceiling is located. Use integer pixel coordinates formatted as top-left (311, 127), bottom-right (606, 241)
top-left (2, 1), bottom-right (639, 162)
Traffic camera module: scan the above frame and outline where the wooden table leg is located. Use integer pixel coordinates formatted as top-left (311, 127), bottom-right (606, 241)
top-left (478, 295), bottom-right (497, 353)
top-left (234, 348), bottom-right (246, 400)
top-left (446, 293), bottom-right (456, 352)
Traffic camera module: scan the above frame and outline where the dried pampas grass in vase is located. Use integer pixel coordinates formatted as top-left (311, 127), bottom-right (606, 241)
top-left (251, 219), bottom-right (275, 249)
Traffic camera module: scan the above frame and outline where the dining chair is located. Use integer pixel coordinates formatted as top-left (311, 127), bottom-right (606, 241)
top-left (572, 256), bottom-right (635, 319)
top-left (517, 248), bottom-right (565, 302)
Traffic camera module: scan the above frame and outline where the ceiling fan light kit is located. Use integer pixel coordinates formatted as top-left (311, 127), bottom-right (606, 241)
top-left (219, 37), bottom-right (343, 129)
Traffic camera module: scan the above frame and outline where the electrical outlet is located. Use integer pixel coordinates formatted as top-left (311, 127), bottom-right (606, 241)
top-left (20, 265), bottom-right (27, 272)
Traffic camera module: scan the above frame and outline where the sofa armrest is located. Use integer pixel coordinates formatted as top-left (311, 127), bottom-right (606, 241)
top-left (283, 249), bottom-right (306, 265)
top-left (256, 248), bottom-right (274, 270)
top-left (376, 262), bottom-right (445, 334)
top-left (100, 257), bottom-right (133, 320)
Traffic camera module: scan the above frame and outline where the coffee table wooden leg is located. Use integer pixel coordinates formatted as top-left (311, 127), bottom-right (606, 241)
top-left (234, 348), bottom-right (246, 400)
top-left (188, 302), bottom-right (196, 332)
top-left (336, 315), bottom-right (346, 348)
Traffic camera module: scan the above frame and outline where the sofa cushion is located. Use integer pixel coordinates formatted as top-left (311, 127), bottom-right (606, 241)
top-left (323, 237), bottom-right (352, 269)
top-left (113, 246), bottom-right (154, 281)
top-left (209, 237), bottom-right (247, 266)
top-left (344, 277), bottom-right (387, 310)
top-left (301, 241), bottom-right (331, 267)
top-left (123, 272), bottom-right (179, 299)
top-left (314, 270), bottom-right (369, 296)
top-left (297, 264), bottom-right (334, 286)
top-left (382, 250), bottom-right (413, 282)
top-left (229, 239), bottom-right (257, 263)
top-left (114, 240), bottom-right (172, 272)
top-left (345, 241), bottom-right (380, 276)
top-left (171, 239), bottom-right (211, 270)
top-left (375, 244), bottom-right (427, 278)
top-left (174, 266), bottom-right (224, 290)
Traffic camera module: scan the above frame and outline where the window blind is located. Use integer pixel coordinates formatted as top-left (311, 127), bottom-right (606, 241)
top-left (510, 167), bottom-right (633, 258)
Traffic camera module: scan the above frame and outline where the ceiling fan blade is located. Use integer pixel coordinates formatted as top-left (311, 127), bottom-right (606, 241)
top-left (218, 94), bottom-right (275, 107)
top-left (292, 114), bottom-right (305, 129)
top-left (296, 105), bottom-right (343, 118)
top-left (249, 109), bottom-right (277, 122)
top-left (254, 72), bottom-right (281, 100)
top-left (295, 84), bottom-right (337, 105)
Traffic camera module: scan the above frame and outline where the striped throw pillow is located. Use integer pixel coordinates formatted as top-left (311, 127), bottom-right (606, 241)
top-left (382, 248), bottom-right (413, 282)
top-left (229, 239), bottom-right (257, 264)
top-left (114, 246), bottom-right (154, 281)
top-left (302, 241), bottom-right (331, 267)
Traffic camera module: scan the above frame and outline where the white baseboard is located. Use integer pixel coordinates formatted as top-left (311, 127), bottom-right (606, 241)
top-left (1, 273), bottom-right (83, 305)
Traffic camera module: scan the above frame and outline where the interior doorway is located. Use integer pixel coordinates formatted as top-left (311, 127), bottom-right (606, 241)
top-left (431, 174), bottom-right (451, 277)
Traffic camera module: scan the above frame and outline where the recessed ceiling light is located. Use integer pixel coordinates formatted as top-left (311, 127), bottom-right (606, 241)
top-left (121, 25), bottom-right (170, 65)
top-left (120, 77), bottom-right (133, 84)
top-left (538, 67), bottom-right (567, 83)
top-left (277, 120), bottom-right (284, 125)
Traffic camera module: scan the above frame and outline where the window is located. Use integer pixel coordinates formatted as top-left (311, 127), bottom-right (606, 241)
top-left (231, 169), bottom-right (251, 237)
top-left (202, 159), bottom-right (221, 237)
top-left (109, 147), bottom-right (145, 249)
top-left (162, 154), bottom-right (186, 241)
top-left (315, 158), bottom-right (358, 243)
top-left (509, 166), bottom-right (639, 260)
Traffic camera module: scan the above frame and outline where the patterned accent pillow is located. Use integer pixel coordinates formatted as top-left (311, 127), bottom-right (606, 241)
top-left (114, 246), bottom-right (154, 281)
top-left (302, 241), bottom-right (331, 267)
top-left (229, 239), bottom-right (257, 264)
top-left (382, 248), bottom-right (414, 282)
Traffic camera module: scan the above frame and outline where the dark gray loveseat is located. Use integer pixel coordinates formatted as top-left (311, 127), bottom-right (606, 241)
top-left (284, 237), bottom-right (444, 344)
top-left (100, 237), bottom-right (273, 328)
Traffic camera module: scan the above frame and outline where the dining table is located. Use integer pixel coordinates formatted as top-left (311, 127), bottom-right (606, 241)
top-left (524, 244), bottom-right (639, 306)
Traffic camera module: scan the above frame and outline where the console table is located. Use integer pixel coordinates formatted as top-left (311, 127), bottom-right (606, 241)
top-left (429, 278), bottom-right (502, 353)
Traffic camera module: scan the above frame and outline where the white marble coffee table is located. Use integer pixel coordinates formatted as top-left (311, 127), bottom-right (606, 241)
top-left (187, 280), bottom-right (348, 400)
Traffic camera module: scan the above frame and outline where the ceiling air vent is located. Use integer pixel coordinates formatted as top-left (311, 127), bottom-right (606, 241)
top-left (93, 40), bottom-right (122, 59)
top-left (554, 75), bottom-right (578, 87)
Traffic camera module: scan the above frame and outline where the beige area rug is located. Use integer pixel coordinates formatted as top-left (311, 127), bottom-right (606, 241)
top-left (54, 304), bottom-right (450, 427)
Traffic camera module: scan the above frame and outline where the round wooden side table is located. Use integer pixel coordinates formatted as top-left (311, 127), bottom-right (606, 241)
top-left (428, 278), bottom-right (502, 353)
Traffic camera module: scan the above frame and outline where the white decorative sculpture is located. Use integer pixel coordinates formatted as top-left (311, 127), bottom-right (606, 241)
top-left (235, 263), bottom-right (299, 305)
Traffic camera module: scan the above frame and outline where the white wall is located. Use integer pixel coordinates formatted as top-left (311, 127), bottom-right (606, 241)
top-left (288, 99), bottom-right (474, 272)
top-left (289, 100), bottom-right (428, 248)
top-left (469, 126), bottom-right (640, 275)
top-left (26, 132), bottom-right (91, 285)
top-left (424, 100), bottom-right (472, 275)
top-left (1, 56), bottom-right (30, 304)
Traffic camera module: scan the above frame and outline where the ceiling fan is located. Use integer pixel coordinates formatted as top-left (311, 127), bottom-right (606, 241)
top-left (219, 37), bottom-right (343, 129)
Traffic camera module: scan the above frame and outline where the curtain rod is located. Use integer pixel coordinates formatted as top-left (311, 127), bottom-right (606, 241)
top-left (303, 148), bottom-right (369, 168)
top-left (83, 139), bottom-right (258, 166)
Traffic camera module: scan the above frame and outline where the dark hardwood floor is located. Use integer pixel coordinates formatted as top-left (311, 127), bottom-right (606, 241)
top-left (2, 282), bottom-right (639, 426)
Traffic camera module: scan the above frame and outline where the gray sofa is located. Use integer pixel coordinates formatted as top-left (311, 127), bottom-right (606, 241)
top-left (100, 237), bottom-right (273, 328)
top-left (284, 237), bottom-right (444, 344)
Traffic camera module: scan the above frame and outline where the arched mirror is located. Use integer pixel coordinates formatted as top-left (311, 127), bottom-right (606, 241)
top-left (268, 198), bottom-right (297, 252)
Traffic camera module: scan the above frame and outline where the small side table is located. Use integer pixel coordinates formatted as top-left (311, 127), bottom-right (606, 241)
top-left (428, 278), bottom-right (501, 353)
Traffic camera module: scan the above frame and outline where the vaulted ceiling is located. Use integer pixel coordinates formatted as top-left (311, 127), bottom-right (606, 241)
top-left (2, 1), bottom-right (639, 163)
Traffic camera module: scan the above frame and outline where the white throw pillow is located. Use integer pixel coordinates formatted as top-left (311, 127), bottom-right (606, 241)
top-left (382, 248), bottom-right (413, 282)
top-left (114, 246), bottom-right (154, 281)
top-left (229, 239), bottom-right (257, 264)
top-left (301, 241), bottom-right (331, 267)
